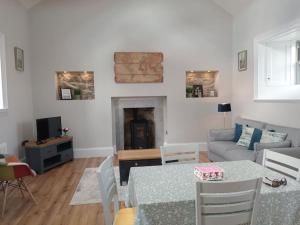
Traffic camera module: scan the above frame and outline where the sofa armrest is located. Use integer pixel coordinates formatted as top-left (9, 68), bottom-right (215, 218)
top-left (254, 140), bottom-right (292, 152)
top-left (254, 140), bottom-right (292, 164)
top-left (208, 128), bottom-right (234, 142)
top-left (268, 147), bottom-right (300, 159)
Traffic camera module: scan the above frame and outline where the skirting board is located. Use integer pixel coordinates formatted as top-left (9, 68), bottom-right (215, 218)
top-left (163, 142), bottom-right (207, 151)
top-left (74, 147), bottom-right (114, 158)
top-left (74, 142), bottom-right (207, 158)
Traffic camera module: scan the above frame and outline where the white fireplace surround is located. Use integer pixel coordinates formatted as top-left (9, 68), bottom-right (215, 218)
top-left (111, 96), bottom-right (167, 151)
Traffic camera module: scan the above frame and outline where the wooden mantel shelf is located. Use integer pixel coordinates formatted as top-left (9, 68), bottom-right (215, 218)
top-left (117, 148), bottom-right (161, 161)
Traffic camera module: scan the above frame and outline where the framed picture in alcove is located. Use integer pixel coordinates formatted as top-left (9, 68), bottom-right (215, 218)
top-left (238, 50), bottom-right (247, 71)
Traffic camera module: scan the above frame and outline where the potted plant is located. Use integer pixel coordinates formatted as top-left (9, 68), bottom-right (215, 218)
top-left (74, 88), bottom-right (81, 100)
top-left (186, 86), bottom-right (193, 98)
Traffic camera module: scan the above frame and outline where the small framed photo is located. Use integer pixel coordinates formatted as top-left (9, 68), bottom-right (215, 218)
top-left (192, 85), bottom-right (203, 98)
top-left (238, 50), bottom-right (247, 71)
top-left (14, 47), bottom-right (24, 72)
top-left (61, 88), bottom-right (72, 100)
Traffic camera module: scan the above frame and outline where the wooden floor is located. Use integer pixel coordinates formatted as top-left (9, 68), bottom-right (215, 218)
top-left (0, 152), bottom-right (209, 225)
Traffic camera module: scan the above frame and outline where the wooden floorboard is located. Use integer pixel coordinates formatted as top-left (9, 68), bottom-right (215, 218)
top-left (0, 152), bottom-right (208, 225)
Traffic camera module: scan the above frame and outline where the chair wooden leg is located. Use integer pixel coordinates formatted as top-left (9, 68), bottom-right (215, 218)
top-left (0, 181), bottom-right (4, 192)
top-left (20, 179), bottom-right (37, 205)
top-left (17, 179), bottom-right (25, 198)
top-left (2, 181), bottom-right (8, 217)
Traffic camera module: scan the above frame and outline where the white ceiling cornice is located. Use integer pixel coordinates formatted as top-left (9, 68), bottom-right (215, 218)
top-left (212, 0), bottom-right (254, 16)
top-left (18, 0), bottom-right (43, 9)
top-left (18, 0), bottom-right (254, 16)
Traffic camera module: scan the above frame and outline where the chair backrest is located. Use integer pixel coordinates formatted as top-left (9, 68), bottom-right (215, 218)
top-left (195, 178), bottom-right (262, 225)
top-left (160, 143), bottom-right (200, 165)
top-left (96, 155), bottom-right (119, 225)
top-left (263, 149), bottom-right (300, 181)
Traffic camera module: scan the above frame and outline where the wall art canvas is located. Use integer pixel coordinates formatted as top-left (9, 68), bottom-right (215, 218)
top-left (238, 50), bottom-right (247, 71)
top-left (14, 47), bottom-right (24, 71)
top-left (114, 52), bottom-right (163, 83)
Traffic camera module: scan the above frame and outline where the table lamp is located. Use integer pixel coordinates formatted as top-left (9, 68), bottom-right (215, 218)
top-left (218, 103), bottom-right (231, 128)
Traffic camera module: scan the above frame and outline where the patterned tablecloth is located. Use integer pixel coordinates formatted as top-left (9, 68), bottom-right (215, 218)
top-left (126, 160), bottom-right (300, 225)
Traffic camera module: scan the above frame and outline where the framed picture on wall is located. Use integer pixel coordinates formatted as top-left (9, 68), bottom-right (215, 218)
top-left (14, 47), bottom-right (24, 72)
top-left (238, 50), bottom-right (247, 71)
top-left (61, 88), bottom-right (72, 100)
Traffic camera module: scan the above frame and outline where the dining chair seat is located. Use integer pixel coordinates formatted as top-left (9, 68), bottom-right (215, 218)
top-left (114, 208), bottom-right (136, 225)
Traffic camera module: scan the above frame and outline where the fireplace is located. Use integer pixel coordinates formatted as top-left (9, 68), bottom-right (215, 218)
top-left (124, 108), bottom-right (155, 150)
top-left (111, 96), bottom-right (166, 151)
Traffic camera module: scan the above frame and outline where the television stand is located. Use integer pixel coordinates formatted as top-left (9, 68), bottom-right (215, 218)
top-left (25, 136), bottom-right (73, 174)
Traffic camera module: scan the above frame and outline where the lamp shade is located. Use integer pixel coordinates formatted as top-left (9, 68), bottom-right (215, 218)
top-left (218, 103), bottom-right (231, 112)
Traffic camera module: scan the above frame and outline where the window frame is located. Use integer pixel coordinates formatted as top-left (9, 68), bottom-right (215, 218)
top-left (0, 32), bottom-right (8, 111)
top-left (254, 18), bottom-right (300, 101)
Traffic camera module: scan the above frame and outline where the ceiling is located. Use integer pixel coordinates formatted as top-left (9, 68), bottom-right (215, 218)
top-left (212, 0), bottom-right (254, 15)
top-left (18, 0), bottom-right (254, 16)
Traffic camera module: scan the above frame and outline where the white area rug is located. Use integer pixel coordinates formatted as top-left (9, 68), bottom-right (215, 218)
top-left (70, 167), bottom-right (127, 205)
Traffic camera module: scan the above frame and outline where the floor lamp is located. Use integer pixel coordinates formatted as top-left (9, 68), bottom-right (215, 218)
top-left (218, 103), bottom-right (231, 128)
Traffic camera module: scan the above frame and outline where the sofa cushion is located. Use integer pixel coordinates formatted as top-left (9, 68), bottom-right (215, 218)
top-left (223, 149), bottom-right (256, 162)
top-left (260, 130), bottom-right (287, 143)
top-left (265, 124), bottom-right (300, 147)
top-left (235, 117), bottom-right (266, 129)
top-left (237, 127), bottom-right (255, 148)
top-left (248, 128), bottom-right (263, 150)
top-left (233, 123), bottom-right (243, 142)
top-left (208, 141), bottom-right (247, 156)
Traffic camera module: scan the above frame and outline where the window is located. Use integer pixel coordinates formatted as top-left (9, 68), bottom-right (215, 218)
top-left (0, 32), bottom-right (7, 110)
top-left (254, 19), bottom-right (300, 100)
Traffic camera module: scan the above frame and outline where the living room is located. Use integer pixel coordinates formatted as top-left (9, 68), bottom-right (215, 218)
top-left (0, 0), bottom-right (300, 225)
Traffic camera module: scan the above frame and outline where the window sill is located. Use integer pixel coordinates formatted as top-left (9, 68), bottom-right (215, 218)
top-left (0, 108), bottom-right (8, 113)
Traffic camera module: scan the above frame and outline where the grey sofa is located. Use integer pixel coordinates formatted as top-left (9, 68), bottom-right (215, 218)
top-left (208, 117), bottom-right (300, 164)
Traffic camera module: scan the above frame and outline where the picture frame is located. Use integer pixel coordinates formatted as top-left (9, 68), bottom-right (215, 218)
top-left (238, 50), bottom-right (247, 71)
top-left (14, 47), bottom-right (24, 72)
top-left (192, 85), bottom-right (203, 98)
top-left (61, 88), bottom-right (72, 100)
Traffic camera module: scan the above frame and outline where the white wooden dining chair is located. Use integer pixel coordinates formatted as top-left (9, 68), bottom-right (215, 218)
top-left (96, 155), bottom-right (136, 225)
top-left (160, 143), bottom-right (200, 165)
top-left (263, 149), bottom-right (300, 181)
top-left (195, 178), bottom-right (263, 225)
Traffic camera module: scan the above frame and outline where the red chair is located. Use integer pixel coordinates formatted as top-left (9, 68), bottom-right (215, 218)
top-left (0, 156), bottom-right (37, 216)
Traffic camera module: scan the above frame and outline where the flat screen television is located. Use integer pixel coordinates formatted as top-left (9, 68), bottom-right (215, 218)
top-left (36, 117), bottom-right (62, 141)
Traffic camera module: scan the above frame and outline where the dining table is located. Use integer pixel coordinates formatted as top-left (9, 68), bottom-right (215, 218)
top-left (126, 160), bottom-right (300, 225)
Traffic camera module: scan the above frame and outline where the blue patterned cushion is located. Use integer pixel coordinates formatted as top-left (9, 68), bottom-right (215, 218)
top-left (233, 123), bottom-right (243, 142)
top-left (237, 127), bottom-right (255, 148)
top-left (248, 128), bottom-right (263, 150)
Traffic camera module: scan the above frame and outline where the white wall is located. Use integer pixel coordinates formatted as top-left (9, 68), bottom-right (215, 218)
top-left (29, 0), bottom-right (233, 151)
top-left (232, 0), bottom-right (300, 127)
top-left (0, 0), bottom-right (34, 156)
